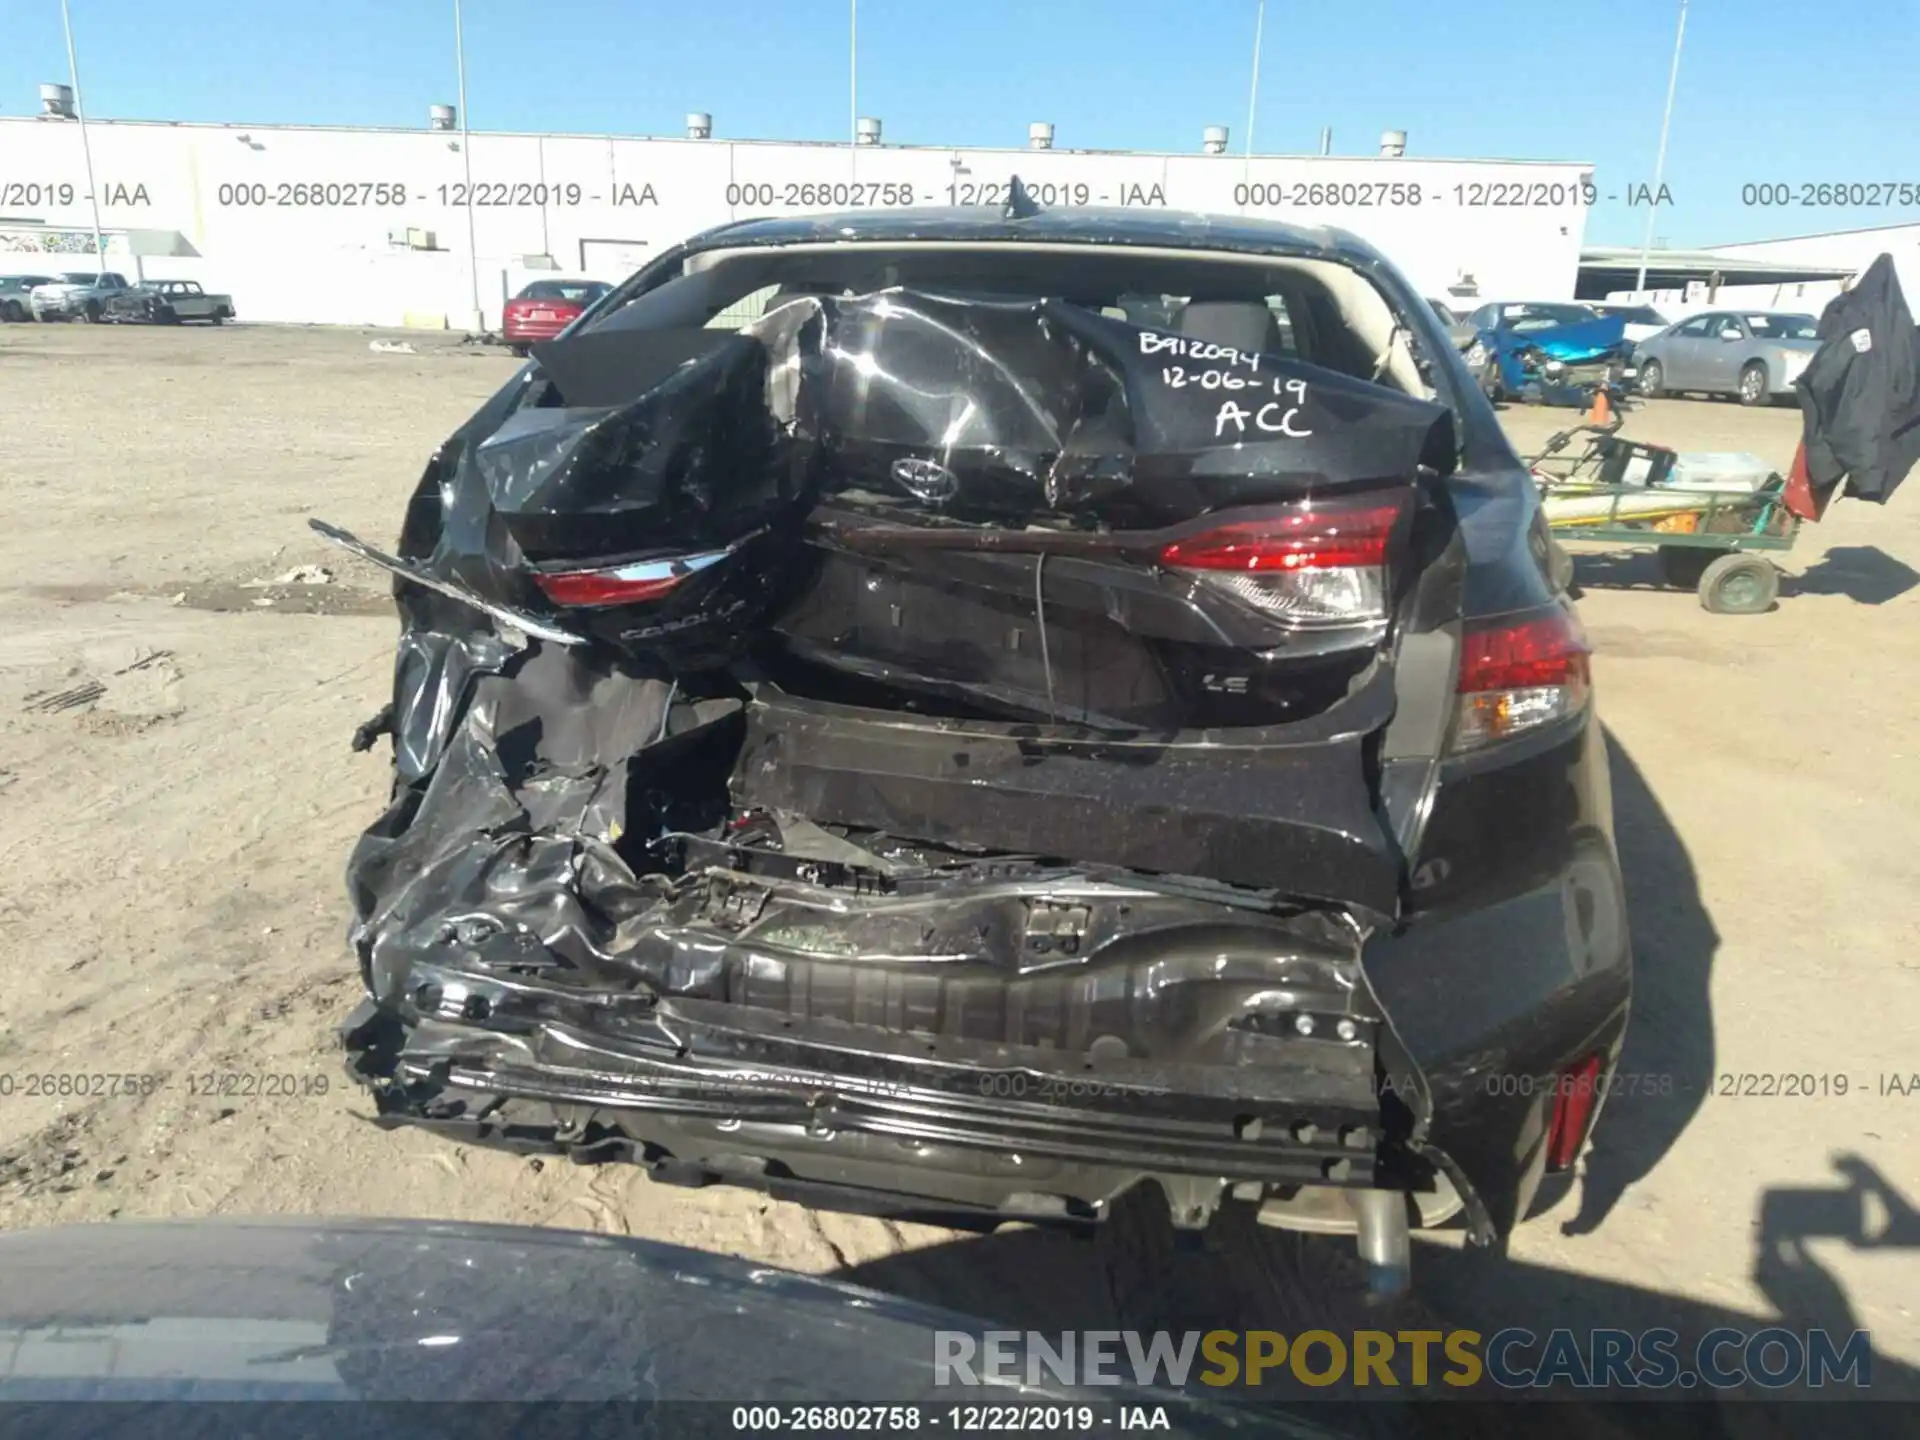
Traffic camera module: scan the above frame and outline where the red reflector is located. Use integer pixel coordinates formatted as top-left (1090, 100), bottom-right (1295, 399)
top-left (1545, 1053), bottom-right (1604, 1171)
top-left (531, 569), bottom-right (684, 608)
top-left (1457, 606), bottom-right (1591, 693)
top-left (1158, 500), bottom-right (1402, 573)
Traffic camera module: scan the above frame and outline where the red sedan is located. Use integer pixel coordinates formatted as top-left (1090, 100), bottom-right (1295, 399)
top-left (502, 278), bottom-right (612, 355)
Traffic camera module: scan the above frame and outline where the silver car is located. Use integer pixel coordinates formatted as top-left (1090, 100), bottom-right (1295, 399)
top-left (1634, 309), bottom-right (1821, 406)
top-left (2, 274), bottom-right (57, 322)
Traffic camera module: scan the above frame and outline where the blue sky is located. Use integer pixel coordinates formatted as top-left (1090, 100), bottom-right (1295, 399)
top-left (3, 0), bottom-right (1911, 246)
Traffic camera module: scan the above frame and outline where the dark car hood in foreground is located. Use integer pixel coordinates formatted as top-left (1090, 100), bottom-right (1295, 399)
top-left (0, 1218), bottom-right (1326, 1435)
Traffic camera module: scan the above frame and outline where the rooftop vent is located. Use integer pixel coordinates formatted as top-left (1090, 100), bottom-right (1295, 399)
top-left (686, 111), bottom-right (712, 139)
top-left (39, 83), bottom-right (75, 120)
top-left (429, 104), bottom-right (457, 131)
top-left (855, 116), bottom-right (882, 146)
top-left (1028, 121), bottom-right (1055, 150)
top-left (1379, 129), bottom-right (1407, 157)
top-left (1202, 125), bottom-right (1229, 155)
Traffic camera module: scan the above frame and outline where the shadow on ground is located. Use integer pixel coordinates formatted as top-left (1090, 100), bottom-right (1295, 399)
top-left (830, 736), bottom-right (1917, 1434)
top-left (1782, 546), bottom-right (1920, 606)
top-left (1561, 544), bottom-right (1918, 609)
top-left (1551, 735), bottom-right (1716, 1236)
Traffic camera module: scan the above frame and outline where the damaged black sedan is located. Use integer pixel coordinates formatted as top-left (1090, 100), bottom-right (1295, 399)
top-left (323, 195), bottom-right (1631, 1293)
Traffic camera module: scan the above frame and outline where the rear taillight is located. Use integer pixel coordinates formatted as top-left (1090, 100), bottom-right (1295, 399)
top-left (1451, 603), bottom-right (1591, 750)
top-left (1158, 498), bottom-right (1404, 627)
top-left (531, 548), bottom-right (732, 608)
top-left (1545, 1053), bottom-right (1605, 1171)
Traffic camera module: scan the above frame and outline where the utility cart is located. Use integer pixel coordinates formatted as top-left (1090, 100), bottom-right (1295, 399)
top-left (1528, 422), bottom-right (1801, 614)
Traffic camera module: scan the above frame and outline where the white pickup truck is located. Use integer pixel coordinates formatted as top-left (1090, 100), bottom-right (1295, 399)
top-left (28, 270), bottom-right (132, 322)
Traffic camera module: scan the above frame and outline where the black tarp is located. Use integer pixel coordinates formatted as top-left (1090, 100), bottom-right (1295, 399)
top-left (1795, 253), bottom-right (1920, 507)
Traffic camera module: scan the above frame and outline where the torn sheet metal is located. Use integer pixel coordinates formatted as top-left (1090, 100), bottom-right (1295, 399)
top-left (310, 519), bottom-right (583, 647)
top-left (325, 279), bottom-right (1477, 1234)
top-left (329, 282), bottom-right (1459, 961)
top-left (805, 291), bottom-right (1456, 524)
top-left (498, 289), bottom-right (1454, 545)
top-left (328, 287), bottom-right (1455, 762)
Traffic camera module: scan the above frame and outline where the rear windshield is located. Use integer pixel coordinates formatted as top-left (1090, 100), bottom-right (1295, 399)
top-left (1501, 303), bottom-right (1599, 331)
top-left (519, 280), bottom-right (610, 303)
top-left (1599, 305), bottom-right (1667, 325)
top-left (602, 244), bottom-right (1442, 404)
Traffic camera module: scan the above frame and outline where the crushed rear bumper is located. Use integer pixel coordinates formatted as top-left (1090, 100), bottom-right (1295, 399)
top-left (341, 960), bottom-right (1418, 1230)
top-left (339, 834), bottom-right (1628, 1245)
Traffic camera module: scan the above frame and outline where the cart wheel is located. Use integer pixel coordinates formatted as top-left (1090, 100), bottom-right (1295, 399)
top-left (1657, 545), bottom-right (1721, 589)
top-left (1698, 553), bottom-right (1779, 614)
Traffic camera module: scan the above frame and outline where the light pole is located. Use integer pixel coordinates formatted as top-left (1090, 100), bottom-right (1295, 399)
top-left (58, 0), bottom-right (107, 274)
top-left (1242, 0), bottom-right (1265, 187)
top-left (1634, 0), bottom-right (1688, 297)
top-left (453, 0), bottom-right (483, 335)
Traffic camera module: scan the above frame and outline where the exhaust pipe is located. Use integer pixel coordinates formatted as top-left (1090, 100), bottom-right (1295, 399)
top-left (1349, 1189), bottom-right (1412, 1296)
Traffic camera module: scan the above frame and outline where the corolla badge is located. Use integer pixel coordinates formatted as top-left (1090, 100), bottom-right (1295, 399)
top-left (890, 457), bottom-right (960, 504)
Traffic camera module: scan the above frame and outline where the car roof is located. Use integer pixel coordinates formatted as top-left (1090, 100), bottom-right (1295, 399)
top-left (674, 203), bottom-right (1366, 265)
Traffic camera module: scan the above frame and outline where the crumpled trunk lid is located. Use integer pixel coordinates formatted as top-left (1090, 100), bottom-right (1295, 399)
top-left (320, 275), bottom-right (1486, 1230)
top-left (321, 286), bottom-right (1461, 919)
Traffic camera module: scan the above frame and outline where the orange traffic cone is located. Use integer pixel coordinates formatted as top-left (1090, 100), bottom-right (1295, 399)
top-left (1587, 388), bottom-right (1613, 426)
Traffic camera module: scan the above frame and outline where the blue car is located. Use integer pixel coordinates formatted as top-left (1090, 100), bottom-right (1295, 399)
top-left (1459, 301), bottom-right (1633, 405)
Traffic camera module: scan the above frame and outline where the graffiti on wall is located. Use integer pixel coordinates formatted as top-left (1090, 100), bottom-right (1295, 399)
top-left (0, 229), bottom-right (112, 254)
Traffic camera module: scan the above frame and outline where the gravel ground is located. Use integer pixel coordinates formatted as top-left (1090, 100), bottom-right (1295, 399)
top-left (2, 322), bottom-right (1916, 1415)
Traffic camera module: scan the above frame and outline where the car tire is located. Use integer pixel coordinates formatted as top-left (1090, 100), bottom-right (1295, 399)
top-left (210, 312), bottom-right (225, 326)
top-left (509, 343), bottom-right (530, 358)
top-left (1637, 359), bottom-right (1664, 398)
top-left (1698, 552), bottom-right (1779, 614)
top-left (1737, 361), bottom-right (1770, 407)
top-left (82, 301), bottom-right (102, 324)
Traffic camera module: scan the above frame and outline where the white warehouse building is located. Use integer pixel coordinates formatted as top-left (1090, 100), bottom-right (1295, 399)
top-left (2, 104), bottom-right (1596, 329)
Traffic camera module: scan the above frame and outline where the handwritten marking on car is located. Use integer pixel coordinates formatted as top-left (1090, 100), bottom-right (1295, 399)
top-left (1214, 379), bottom-right (1313, 438)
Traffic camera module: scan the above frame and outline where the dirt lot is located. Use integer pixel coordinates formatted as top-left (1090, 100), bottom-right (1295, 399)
top-left (3, 323), bottom-right (1917, 1391)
